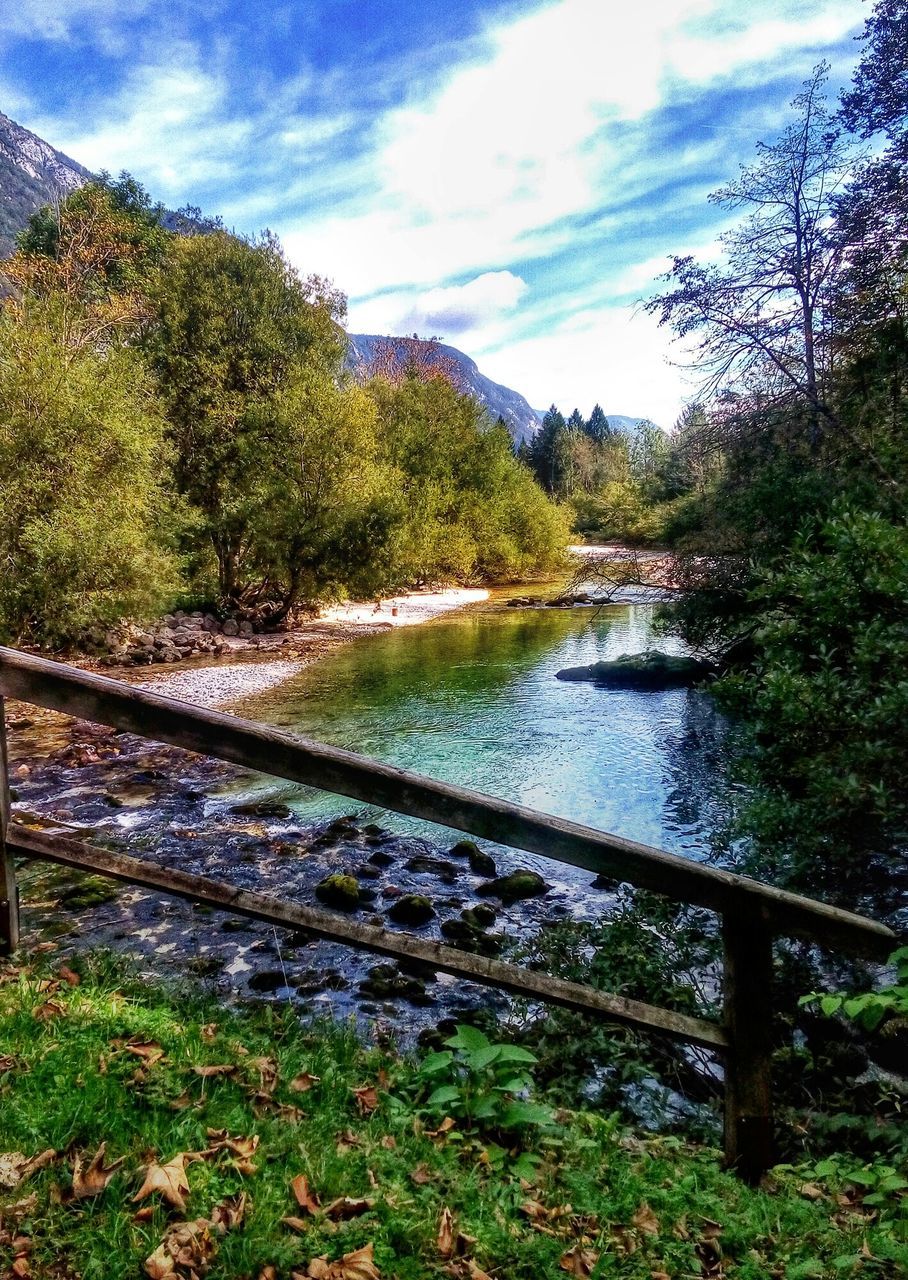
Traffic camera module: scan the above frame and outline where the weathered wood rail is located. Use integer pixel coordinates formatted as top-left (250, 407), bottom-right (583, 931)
top-left (0, 645), bottom-right (896, 1182)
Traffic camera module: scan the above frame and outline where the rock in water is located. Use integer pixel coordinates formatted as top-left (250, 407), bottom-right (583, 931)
top-left (555, 651), bottom-right (713, 690)
top-left (387, 894), bottom-right (436, 927)
top-left (476, 870), bottom-right (550, 902)
top-left (315, 874), bottom-right (362, 912)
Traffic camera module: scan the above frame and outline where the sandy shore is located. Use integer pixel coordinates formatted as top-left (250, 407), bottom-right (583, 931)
top-left (140, 587), bottom-right (490, 710)
top-left (320, 587), bottom-right (488, 627)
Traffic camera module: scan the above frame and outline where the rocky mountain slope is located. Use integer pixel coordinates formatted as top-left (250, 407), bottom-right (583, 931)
top-left (0, 111), bottom-right (90, 255)
top-left (347, 333), bottom-right (541, 444)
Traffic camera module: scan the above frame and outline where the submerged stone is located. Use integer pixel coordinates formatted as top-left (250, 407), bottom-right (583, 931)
top-left (555, 650), bottom-right (713, 690)
top-left (230, 800), bottom-right (292, 819)
top-left (450, 840), bottom-right (497, 877)
top-left (314, 873), bottom-right (362, 912)
top-left (477, 870), bottom-right (550, 902)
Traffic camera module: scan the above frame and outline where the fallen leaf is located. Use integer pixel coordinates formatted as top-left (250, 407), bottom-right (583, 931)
top-left (200, 1023), bottom-right (218, 1040)
top-left (426, 1117), bottom-right (457, 1139)
top-left (379, 1136), bottom-right (396, 1151)
top-left (437, 1207), bottom-right (455, 1259)
top-left (305, 1242), bottom-right (381, 1279)
top-left (324, 1196), bottom-right (375, 1220)
top-left (258, 1268), bottom-right (278, 1280)
top-left (352, 1084), bottom-right (379, 1114)
top-left (632, 1202), bottom-right (660, 1237)
top-left (291, 1173), bottom-right (321, 1214)
top-left (410, 1163), bottom-right (433, 1186)
top-left (559, 1245), bottom-right (599, 1277)
top-left (133, 1154), bottom-right (191, 1213)
top-left (335, 1129), bottom-right (361, 1155)
top-left (70, 1143), bottom-right (125, 1200)
top-left (0, 1149), bottom-right (56, 1190)
top-left (290, 1072), bottom-right (321, 1093)
top-left (144, 1217), bottom-right (220, 1279)
top-left (193, 1063), bottom-right (236, 1078)
top-left (32, 999), bottom-right (66, 1022)
top-left (210, 1192), bottom-right (247, 1230)
top-left (282, 1215), bottom-right (311, 1233)
top-left (799, 1182), bottom-right (824, 1200)
top-left (125, 1039), bottom-right (165, 1067)
top-left (251, 1056), bottom-right (279, 1093)
top-left (58, 964), bottom-right (80, 987)
top-left (134, 1205), bottom-right (155, 1223)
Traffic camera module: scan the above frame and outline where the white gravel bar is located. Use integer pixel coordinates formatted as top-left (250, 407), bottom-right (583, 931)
top-left (140, 660), bottom-right (304, 709)
top-left (319, 587), bottom-right (489, 626)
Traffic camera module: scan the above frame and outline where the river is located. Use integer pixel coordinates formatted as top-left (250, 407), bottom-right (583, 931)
top-left (234, 588), bottom-right (741, 888)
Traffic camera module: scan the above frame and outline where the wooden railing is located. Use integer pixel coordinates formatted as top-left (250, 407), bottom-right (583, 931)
top-left (0, 645), bottom-right (896, 1182)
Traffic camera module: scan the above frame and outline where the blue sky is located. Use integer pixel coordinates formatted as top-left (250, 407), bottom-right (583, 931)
top-left (2, 0), bottom-right (866, 425)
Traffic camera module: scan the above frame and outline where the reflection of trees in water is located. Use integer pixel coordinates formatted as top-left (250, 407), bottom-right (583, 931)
top-left (660, 690), bottom-right (747, 870)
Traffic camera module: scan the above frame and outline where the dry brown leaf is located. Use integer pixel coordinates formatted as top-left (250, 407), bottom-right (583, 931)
top-left (291, 1173), bottom-right (321, 1214)
top-left (169, 1093), bottom-right (194, 1111)
top-left (305, 1242), bottom-right (381, 1279)
top-left (799, 1182), bottom-right (824, 1201)
top-left (200, 1023), bottom-right (218, 1041)
top-left (32, 999), bottom-right (65, 1022)
top-left (11, 1254), bottom-right (31, 1279)
top-left (251, 1056), bottom-right (279, 1093)
top-left (58, 964), bottom-right (80, 987)
top-left (264, 1101), bottom-right (305, 1123)
top-left (133, 1154), bottom-right (191, 1213)
top-left (0, 1149), bottom-right (56, 1190)
top-left (324, 1196), bottom-right (375, 1221)
top-left (437, 1207), bottom-right (455, 1259)
top-left (379, 1135), bottom-right (396, 1151)
top-left (143, 1244), bottom-right (175, 1279)
top-left (144, 1216), bottom-right (220, 1279)
top-left (258, 1267), bottom-right (278, 1280)
top-left (409, 1162), bottom-right (432, 1186)
top-left (651, 1272), bottom-right (672, 1280)
top-left (282, 1215), bottom-right (310, 1233)
top-left (559, 1245), bottom-right (599, 1277)
top-left (352, 1084), bottom-right (379, 1114)
top-left (70, 1142), bottom-right (125, 1200)
top-left (290, 1072), bottom-right (321, 1092)
top-left (426, 1117), bottom-right (457, 1139)
top-left (134, 1205), bottom-right (155, 1223)
top-left (193, 1063), bottom-right (236, 1078)
top-left (210, 1192), bottom-right (247, 1231)
top-left (335, 1129), bottom-right (362, 1155)
top-left (632, 1202), bottom-right (660, 1237)
top-left (125, 1039), bottom-right (165, 1067)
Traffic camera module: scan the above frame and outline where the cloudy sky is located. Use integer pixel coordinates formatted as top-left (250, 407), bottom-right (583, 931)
top-left (2, 0), bottom-right (866, 424)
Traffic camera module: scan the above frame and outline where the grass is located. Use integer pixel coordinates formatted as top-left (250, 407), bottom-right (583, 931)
top-left (0, 949), bottom-right (905, 1279)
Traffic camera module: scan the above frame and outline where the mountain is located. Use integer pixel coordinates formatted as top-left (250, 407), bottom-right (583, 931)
top-left (0, 111), bottom-right (90, 256)
top-left (347, 333), bottom-right (541, 444)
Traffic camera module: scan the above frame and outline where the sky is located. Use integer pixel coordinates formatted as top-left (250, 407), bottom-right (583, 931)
top-left (2, 0), bottom-right (867, 425)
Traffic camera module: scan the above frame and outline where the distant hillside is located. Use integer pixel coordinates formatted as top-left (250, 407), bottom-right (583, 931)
top-left (347, 334), bottom-right (541, 445)
top-left (0, 111), bottom-right (90, 256)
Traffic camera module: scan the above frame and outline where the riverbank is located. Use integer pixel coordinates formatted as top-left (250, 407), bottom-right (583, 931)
top-left (0, 950), bottom-right (901, 1280)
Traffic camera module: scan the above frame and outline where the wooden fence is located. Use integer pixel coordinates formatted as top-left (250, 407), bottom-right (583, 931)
top-left (0, 645), bottom-right (896, 1182)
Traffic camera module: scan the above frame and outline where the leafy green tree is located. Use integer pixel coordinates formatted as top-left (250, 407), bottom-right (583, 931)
top-left (0, 297), bottom-right (178, 646)
top-left (150, 229), bottom-right (347, 601)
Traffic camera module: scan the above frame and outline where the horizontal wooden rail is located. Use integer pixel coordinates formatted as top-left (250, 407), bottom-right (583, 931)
top-left (0, 646), bottom-right (895, 959)
top-left (7, 821), bottom-right (729, 1050)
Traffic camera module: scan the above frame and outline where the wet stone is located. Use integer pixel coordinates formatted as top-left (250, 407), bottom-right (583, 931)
top-left (386, 894), bottom-right (436, 927)
top-left (405, 854), bottom-right (458, 880)
top-left (450, 840), bottom-right (497, 877)
top-left (368, 849), bottom-right (395, 867)
top-left (315, 874), bottom-right (362, 912)
top-left (477, 870), bottom-right (550, 903)
top-left (230, 801), bottom-right (292, 819)
top-left (247, 969), bottom-right (287, 993)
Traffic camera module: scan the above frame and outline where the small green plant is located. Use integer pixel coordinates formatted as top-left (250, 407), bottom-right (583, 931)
top-left (416, 1024), bottom-right (554, 1134)
top-left (799, 947), bottom-right (908, 1032)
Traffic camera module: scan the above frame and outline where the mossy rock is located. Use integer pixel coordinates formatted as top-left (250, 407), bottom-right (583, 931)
top-left (386, 894), bottom-right (436, 927)
top-left (461, 904), bottom-right (497, 929)
top-left (230, 800), bottom-right (293, 819)
top-left (440, 919), bottom-right (503, 957)
top-left (406, 854), bottom-right (458, 880)
top-left (477, 870), bottom-right (550, 903)
top-left (555, 650), bottom-right (713, 690)
top-left (450, 841), bottom-right (497, 877)
top-left (58, 877), bottom-right (119, 910)
top-left (314, 873), bottom-right (362, 912)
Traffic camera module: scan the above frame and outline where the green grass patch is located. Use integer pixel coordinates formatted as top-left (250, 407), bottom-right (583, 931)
top-left (0, 950), bottom-right (904, 1279)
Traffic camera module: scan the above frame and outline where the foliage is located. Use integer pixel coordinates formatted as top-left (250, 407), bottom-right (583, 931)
top-left (0, 950), bottom-right (905, 1279)
top-left (800, 948), bottom-right (908, 1033)
top-left (416, 1025), bottom-right (552, 1139)
top-left (0, 296), bottom-right (178, 646)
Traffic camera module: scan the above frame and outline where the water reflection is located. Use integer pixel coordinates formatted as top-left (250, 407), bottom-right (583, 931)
top-left (237, 601), bottom-right (739, 878)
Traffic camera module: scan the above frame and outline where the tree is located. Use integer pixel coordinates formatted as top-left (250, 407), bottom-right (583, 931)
top-left (0, 296), bottom-right (177, 645)
top-left (648, 66), bottom-right (851, 451)
top-left (528, 405), bottom-right (567, 493)
top-left (151, 229), bottom-right (347, 601)
top-left (585, 404), bottom-right (611, 443)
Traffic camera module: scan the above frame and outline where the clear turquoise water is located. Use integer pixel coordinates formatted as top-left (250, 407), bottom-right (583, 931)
top-left (235, 599), bottom-right (737, 882)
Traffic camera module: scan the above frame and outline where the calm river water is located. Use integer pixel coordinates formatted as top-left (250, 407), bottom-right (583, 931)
top-left (236, 593), bottom-right (741, 887)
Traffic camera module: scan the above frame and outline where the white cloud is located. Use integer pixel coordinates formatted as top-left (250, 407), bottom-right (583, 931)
top-left (390, 271), bottom-right (528, 337)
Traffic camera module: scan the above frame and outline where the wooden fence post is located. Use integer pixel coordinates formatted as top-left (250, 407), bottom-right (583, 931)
top-left (723, 913), bottom-right (774, 1183)
top-left (0, 696), bottom-right (19, 956)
